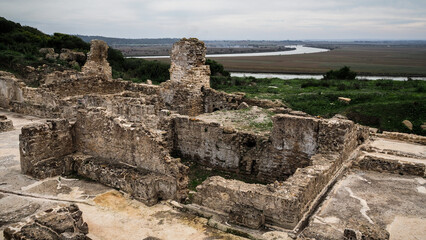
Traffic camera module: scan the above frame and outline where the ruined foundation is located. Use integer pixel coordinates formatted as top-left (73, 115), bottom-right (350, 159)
top-left (1, 38), bottom-right (424, 239)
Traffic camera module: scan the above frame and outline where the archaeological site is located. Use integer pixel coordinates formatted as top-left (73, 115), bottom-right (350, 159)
top-left (0, 38), bottom-right (425, 240)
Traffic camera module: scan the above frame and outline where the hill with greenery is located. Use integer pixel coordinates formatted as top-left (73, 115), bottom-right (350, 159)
top-left (0, 17), bottom-right (172, 84)
top-left (0, 17), bottom-right (90, 80)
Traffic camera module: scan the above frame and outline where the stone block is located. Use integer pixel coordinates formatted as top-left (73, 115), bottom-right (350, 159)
top-left (229, 204), bottom-right (265, 229)
top-left (3, 204), bottom-right (90, 240)
top-left (0, 115), bottom-right (13, 132)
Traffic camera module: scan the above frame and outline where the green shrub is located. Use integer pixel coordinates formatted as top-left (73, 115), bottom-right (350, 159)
top-left (206, 59), bottom-right (230, 77)
top-left (323, 66), bottom-right (357, 80)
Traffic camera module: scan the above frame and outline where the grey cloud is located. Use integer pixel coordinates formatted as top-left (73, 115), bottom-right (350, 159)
top-left (0, 0), bottom-right (425, 39)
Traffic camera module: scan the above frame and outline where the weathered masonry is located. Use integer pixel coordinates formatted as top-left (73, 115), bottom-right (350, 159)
top-left (2, 37), bottom-right (422, 239)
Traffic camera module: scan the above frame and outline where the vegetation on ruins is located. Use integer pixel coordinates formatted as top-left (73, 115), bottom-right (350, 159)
top-left (211, 76), bottom-right (426, 135)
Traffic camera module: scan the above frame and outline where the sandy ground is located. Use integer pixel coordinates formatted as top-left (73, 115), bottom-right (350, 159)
top-left (0, 109), bottom-right (245, 240)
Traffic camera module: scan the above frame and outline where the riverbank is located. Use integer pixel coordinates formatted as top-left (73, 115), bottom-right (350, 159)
top-left (211, 76), bottom-right (426, 136)
top-left (129, 45), bottom-right (329, 58)
top-left (141, 44), bottom-right (426, 77)
top-left (211, 45), bottom-right (426, 77)
top-left (231, 72), bottom-right (426, 81)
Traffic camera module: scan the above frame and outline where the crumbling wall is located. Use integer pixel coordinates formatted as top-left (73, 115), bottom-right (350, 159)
top-left (172, 113), bottom-right (367, 183)
top-left (0, 71), bottom-right (24, 108)
top-left (201, 87), bottom-right (287, 114)
top-left (268, 114), bottom-right (369, 174)
top-left (159, 38), bottom-right (211, 116)
top-left (169, 38), bottom-right (210, 88)
top-left (74, 155), bottom-right (178, 205)
top-left (192, 114), bottom-right (369, 229)
top-left (73, 108), bottom-right (188, 200)
top-left (42, 76), bottom-right (127, 98)
top-left (19, 108), bottom-right (188, 204)
top-left (173, 115), bottom-right (269, 178)
top-left (20, 119), bottom-right (74, 178)
top-left (376, 131), bottom-right (426, 145)
top-left (82, 39), bottom-right (112, 79)
top-left (202, 88), bottom-right (244, 112)
top-left (194, 153), bottom-right (341, 229)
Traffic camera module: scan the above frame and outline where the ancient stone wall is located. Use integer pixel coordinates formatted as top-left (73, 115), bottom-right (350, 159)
top-left (42, 76), bottom-right (126, 98)
top-left (159, 38), bottom-right (211, 116)
top-left (377, 131), bottom-right (426, 145)
top-left (82, 39), bottom-right (112, 79)
top-left (270, 114), bottom-right (368, 166)
top-left (172, 115), bottom-right (270, 178)
top-left (19, 119), bottom-right (74, 178)
top-left (202, 88), bottom-right (244, 112)
top-left (194, 153), bottom-right (341, 229)
top-left (67, 153), bottom-right (179, 205)
top-left (0, 71), bottom-right (24, 109)
top-left (73, 108), bottom-right (188, 200)
top-left (19, 108), bottom-right (188, 204)
top-left (191, 114), bottom-right (369, 229)
top-left (201, 87), bottom-right (287, 114)
top-left (355, 154), bottom-right (425, 177)
top-left (172, 113), bottom-right (368, 183)
top-left (169, 38), bottom-right (210, 88)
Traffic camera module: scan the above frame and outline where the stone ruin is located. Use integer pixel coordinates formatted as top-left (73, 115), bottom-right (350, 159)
top-left (0, 114), bottom-right (13, 132)
top-left (4, 204), bottom-right (90, 240)
top-left (1, 38), bottom-right (424, 239)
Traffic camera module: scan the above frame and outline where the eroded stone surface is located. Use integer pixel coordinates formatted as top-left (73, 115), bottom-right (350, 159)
top-left (3, 204), bottom-right (90, 240)
top-left (301, 171), bottom-right (426, 240)
top-left (82, 40), bottom-right (112, 79)
top-left (0, 115), bottom-right (13, 132)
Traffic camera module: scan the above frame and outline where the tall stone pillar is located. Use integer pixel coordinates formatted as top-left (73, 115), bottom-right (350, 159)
top-left (82, 40), bottom-right (112, 80)
top-left (161, 38), bottom-right (211, 116)
top-left (169, 38), bottom-right (211, 89)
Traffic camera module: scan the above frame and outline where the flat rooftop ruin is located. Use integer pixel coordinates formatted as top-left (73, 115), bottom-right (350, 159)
top-left (0, 38), bottom-right (425, 240)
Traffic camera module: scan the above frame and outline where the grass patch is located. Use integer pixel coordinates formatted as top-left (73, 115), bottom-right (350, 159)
top-left (211, 76), bottom-right (426, 135)
top-left (182, 158), bottom-right (267, 191)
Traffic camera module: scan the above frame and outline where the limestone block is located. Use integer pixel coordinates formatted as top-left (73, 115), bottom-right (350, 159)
top-left (20, 119), bottom-right (74, 178)
top-left (0, 115), bottom-right (13, 132)
top-left (3, 204), bottom-right (90, 240)
top-left (229, 204), bottom-right (265, 229)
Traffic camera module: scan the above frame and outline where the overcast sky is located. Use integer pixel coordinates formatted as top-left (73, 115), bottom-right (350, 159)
top-left (1, 0), bottom-right (425, 40)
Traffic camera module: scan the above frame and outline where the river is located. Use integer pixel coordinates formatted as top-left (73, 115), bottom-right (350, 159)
top-left (129, 45), bottom-right (424, 80)
top-left (130, 45), bottom-right (329, 59)
top-left (230, 72), bottom-right (426, 81)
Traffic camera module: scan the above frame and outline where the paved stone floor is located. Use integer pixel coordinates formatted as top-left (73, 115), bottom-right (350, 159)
top-left (0, 109), bottom-right (248, 240)
top-left (303, 170), bottom-right (426, 240)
